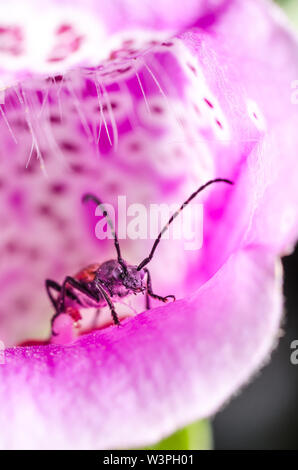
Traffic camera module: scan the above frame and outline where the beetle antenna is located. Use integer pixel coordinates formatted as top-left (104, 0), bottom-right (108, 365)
top-left (137, 178), bottom-right (233, 271)
top-left (82, 193), bottom-right (127, 271)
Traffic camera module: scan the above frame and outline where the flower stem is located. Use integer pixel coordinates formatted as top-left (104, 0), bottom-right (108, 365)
top-left (146, 420), bottom-right (212, 450)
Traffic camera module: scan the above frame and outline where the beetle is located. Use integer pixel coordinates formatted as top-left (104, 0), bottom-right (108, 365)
top-left (46, 178), bottom-right (233, 334)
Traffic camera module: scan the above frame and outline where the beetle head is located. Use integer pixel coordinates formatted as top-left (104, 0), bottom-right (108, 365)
top-left (120, 264), bottom-right (145, 293)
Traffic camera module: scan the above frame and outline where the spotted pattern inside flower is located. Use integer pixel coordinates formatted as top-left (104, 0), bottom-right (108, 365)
top-left (0, 36), bottom-right (240, 345)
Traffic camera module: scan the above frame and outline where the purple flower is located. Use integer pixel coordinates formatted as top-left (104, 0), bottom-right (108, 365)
top-left (0, 0), bottom-right (298, 449)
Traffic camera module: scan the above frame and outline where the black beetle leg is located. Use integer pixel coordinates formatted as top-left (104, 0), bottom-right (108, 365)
top-left (144, 268), bottom-right (175, 310)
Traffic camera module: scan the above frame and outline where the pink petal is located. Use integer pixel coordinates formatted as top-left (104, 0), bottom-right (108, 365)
top-left (0, 0), bottom-right (226, 85)
top-left (0, 246), bottom-right (282, 449)
top-left (177, 0), bottom-right (298, 280)
top-left (0, 0), bottom-right (296, 450)
top-left (0, 33), bottom-right (237, 345)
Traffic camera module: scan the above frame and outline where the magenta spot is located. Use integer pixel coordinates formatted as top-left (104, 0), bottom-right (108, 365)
top-left (57, 24), bottom-right (73, 35)
top-left (12, 118), bottom-right (29, 131)
top-left (9, 190), bottom-right (24, 209)
top-left (38, 204), bottom-right (53, 216)
top-left (117, 66), bottom-right (131, 74)
top-left (106, 181), bottom-right (121, 194)
top-left (215, 119), bottom-right (223, 129)
top-left (129, 141), bottom-right (142, 152)
top-left (97, 126), bottom-right (115, 154)
top-left (20, 164), bottom-right (36, 174)
top-left (36, 90), bottom-right (44, 105)
top-left (109, 49), bottom-right (122, 60)
top-left (50, 114), bottom-right (62, 124)
top-left (204, 98), bottom-right (214, 109)
top-left (122, 39), bottom-right (134, 46)
top-left (83, 79), bottom-right (97, 98)
top-left (60, 141), bottom-right (79, 152)
top-left (107, 83), bottom-right (121, 93)
top-left (49, 183), bottom-right (67, 195)
top-left (162, 42), bottom-right (173, 47)
top-left (187, 63), bottom-right (197, 75)
top-left (70, 163), bottom-right (84, 174)
top-left (151, 105), bottom-right (163, 114)
top-left (101, 102), bottom-right (118, 112)
top-left (53, 75), bottom-right (63, 83)
top-left (5, 241), bottom-right (19, 254)
top-left (48, 56), bottom-right (65, 63)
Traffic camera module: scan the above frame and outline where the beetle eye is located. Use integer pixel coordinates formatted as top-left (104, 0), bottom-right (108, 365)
top-left (112, 268), bottom-right (121, 280)
top-left (115, 268), bottom-right (124, 280)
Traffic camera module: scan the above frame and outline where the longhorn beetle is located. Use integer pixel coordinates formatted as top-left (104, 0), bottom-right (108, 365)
top-left (46, 178), bottom-right (233, 334)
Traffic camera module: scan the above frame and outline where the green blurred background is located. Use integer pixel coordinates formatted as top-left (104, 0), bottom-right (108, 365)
top-left (276, 0), bottom-right (298, 27)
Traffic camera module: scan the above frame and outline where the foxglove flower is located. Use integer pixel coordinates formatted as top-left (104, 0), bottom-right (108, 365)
top-left (0, 0), bottom-right (297, 449)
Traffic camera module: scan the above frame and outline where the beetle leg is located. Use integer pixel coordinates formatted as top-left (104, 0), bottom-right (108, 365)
top-left (47, 278), bottom-right (85, 336)
top-left (144, 268), bottom-right (175, 310)
top-left (59, 276), bottom-right (99, 312)
top-left (45, 279), bottom-right (61, 311)
top-left (95, 280), bottom-right (121, 326)
top-left (46, 279), bottom-right (82, 312)
top-left (49, 276), bottom-right (100, 335)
